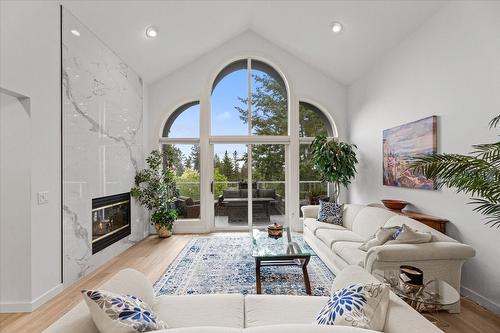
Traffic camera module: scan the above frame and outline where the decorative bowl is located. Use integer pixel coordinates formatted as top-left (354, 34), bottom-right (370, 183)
top-left (381, 199), bottom-right (408, 211)
top-left (268, 223), bottom-right (283, 238)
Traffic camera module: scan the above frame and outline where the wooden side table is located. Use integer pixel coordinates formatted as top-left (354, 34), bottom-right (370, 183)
top-left (368, 203), bottom-right (448, 233)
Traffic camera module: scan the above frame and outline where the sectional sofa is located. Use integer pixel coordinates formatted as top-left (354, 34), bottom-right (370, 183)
top-left (302, 204), bottom-right (475, 313)
top-left (43, 265), bottom-right (441, 333)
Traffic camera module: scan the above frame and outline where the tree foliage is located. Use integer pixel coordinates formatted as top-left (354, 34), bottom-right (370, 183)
top-left (310, 135), bottom-right (358, 203)
top-left (409, 116), bottom-right (500, 227)
top-left (131, 150), bottom-right (178, 229)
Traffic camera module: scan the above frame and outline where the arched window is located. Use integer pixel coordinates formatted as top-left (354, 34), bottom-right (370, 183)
top-left (298, 102), bottom-right (335, 213)
top-left (162, 102), bottom-right (200, 138)
top-left (161, 102), bottom-right (201, 220)
top-left (211, 59), bottom-right (288, 136)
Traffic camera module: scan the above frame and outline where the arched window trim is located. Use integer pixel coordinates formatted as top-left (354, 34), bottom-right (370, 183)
top-left (161, 101), bottom-right (200, 138)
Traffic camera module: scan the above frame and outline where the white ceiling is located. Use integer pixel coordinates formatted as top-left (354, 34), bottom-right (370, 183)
top-left (63, 0), bottom-right (446, 85)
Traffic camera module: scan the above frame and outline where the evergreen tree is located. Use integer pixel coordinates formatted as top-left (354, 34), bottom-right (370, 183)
top-left (235, 72), bottom-right (287, 184)
top-left (233, 150), bottom-right (240, 179)
top-left (221, 150), bottom-right (234, 180)
top-left (190, 145), bottom-right (200, 171)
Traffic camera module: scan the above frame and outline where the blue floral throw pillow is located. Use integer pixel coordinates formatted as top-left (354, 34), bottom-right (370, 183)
top-left (315, 283), bottom-right (389, 331)
top-left (317, 201), bottom-right (343, 225)
top-left (82, 289), bottom-right (168, 333)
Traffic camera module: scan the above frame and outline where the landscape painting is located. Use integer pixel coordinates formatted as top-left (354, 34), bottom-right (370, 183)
top-left (383, 116), bottom-right (437, 190)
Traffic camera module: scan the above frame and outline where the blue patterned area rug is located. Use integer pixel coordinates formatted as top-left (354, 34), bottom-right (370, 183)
top-left (154, 233), bottom-right (335, 296)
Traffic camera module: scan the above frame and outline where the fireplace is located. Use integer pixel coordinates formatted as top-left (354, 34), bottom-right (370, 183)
top-left (92, 192), bottom-right (131, 254)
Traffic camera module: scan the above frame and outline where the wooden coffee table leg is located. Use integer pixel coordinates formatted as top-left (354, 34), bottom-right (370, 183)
top-left (302, 256), bottom-right (312, 295)
top-left (255, 258), bottom-right (262, 294)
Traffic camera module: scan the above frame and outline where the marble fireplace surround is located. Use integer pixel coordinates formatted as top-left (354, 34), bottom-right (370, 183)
top-left (62, 7), bottom-right (147, 287)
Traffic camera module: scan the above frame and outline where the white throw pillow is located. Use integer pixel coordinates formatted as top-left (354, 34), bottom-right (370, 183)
top-left (315, 283), bottom-right (389, 331)
top-left (386, 224), bottom-right (432, 244)
top-left (359, 227), bottom-right (399, 251)
top-left (82, 289), bottom-right (168, 333)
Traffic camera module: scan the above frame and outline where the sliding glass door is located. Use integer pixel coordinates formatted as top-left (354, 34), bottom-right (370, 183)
top-left (212, 143), bottom-right (287, 230)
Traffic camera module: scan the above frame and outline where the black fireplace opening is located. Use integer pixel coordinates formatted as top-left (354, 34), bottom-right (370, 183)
top-left (92, 192), bottom-right (131, 254)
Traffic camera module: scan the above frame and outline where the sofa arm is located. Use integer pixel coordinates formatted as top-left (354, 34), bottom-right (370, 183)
top-left (366, 242), bottom-right (475, 264)
top-left (100, 268), bottom-right (156, 306)
top-left (301, 205), bottom-right (319, 219)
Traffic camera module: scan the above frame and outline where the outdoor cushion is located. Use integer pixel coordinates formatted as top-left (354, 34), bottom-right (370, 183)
top-left (303, 218), bottom-right (346, 235)
top-left (332, 242), bottom-right (366, 267)
top-left (316, 229), bottom-right (365, 249)
top-left (258, 189), bottom-right (275, 198)
top-left (240, 189), bottom-right (258, 198)
top-left (224, 190), bottom-right (241, 198)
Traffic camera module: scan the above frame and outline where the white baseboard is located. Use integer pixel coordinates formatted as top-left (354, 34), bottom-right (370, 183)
top-left (461, 285), bottom-right (500, 314)
top-left (0, 283), bottom-right (63, 313)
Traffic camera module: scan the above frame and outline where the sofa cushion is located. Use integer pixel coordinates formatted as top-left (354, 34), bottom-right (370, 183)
top-left (245, 324), bottom-right (377, 332)
top-left (341, 204), bottom-right (367, 230)
top-left (359, 226), bottom-right (399, 251)
top-left (318, 201), bottom-right (343, 225)
top-left (350, 207), bottom-right (397, 240)
top-left (316, 229), bottom-right (365, 249)
top-left (388, 224), bottom-right (432, 244)
top-left (245, 295), bottom-right (328, 328)
top-left (154, 294), bottom-right (244, 328)
top-left (333, 266), bottom-right (442, 333)
top-left (383, 215), bottom-right (455, 243)
top-left (224, 190), bottom-right (241, 198)
top-left (332, 242), bottom-right (366, 267)
top-left (315, 282), bottom-right (389, 331)
top-left (161, 327), bottom-right (241, 333)
top-left (82, 289), bottom-right (168, 333)
top-left (304, 218), bottom-right (346, 235)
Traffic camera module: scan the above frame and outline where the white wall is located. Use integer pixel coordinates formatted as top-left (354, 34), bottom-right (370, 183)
top-left (0, 91), bottom-right (32, 310)
top-left (147, 30), bottom-right (348, 232)
top-left (0, 1), bottom-right (63, 311)
top-left (348, 1), bottom-right (500, 313)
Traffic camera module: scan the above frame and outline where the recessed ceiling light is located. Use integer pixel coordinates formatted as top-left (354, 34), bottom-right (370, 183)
top-left (145, 26), bottom-right (159, 39)
top-left (70, 29), bottom-right (81, 36)
top-left (331, 22), bottom-right (343, 34)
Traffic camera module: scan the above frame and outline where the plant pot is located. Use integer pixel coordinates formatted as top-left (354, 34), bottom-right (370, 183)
top-left (155, 224), bottom-right (172, 238)
top-left (309, 196), bottom-right (320, 205)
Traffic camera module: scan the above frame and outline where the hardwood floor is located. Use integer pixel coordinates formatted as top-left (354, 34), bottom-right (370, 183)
top-left (0, 234), bottom-right (499, 333)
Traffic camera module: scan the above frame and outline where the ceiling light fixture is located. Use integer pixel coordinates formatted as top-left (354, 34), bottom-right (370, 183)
top-left (70, 29), bottom-right (81, 36)
top-left (145, 26), bottom-right (159, 39)
top-left (331, 22), bottom-right (343, 34)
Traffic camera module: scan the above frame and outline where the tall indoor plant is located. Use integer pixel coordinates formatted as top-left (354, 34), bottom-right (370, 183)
top-left (310, 135), bottom-right (358, 204)
top-left (131, 150), bottom-right (179, 237)
top-left (410, 115), bottom-right (500, 228)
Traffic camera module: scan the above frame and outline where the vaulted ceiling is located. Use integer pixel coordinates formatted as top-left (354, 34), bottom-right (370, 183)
top-left (63, 0), bottom-right (446, 85)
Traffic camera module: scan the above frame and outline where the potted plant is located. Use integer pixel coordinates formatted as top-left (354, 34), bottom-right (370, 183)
top-left (131, 150), bottom-right (179, 238)
top-left (410, 115), bottom-right (500, 227)
top-left (310, 135), bottom-right (358, 204)
top-left (308, 187), bottom-right (326, 205)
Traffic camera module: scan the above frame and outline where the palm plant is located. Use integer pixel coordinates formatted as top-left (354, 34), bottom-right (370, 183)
top-left (409, 115), bottom-right (500, 227)
top-left (310, 135), bottom-right (358, 204)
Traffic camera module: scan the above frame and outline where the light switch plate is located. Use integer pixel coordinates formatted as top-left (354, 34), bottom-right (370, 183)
top-left (37, 191), bottom-right (49, 205)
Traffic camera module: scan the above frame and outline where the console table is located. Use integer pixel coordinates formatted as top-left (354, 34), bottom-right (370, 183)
top-left (368, 203), bottom-right (448, 233)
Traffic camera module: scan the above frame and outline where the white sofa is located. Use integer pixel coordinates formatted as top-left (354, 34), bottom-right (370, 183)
top-left (43, 265), bottom-right (441, 333)
top-left (302, 204), bottom-right (475, 313)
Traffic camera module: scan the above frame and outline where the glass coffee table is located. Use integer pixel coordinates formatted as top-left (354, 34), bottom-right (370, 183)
top-left (251, 227), bottom-right (316, 295)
